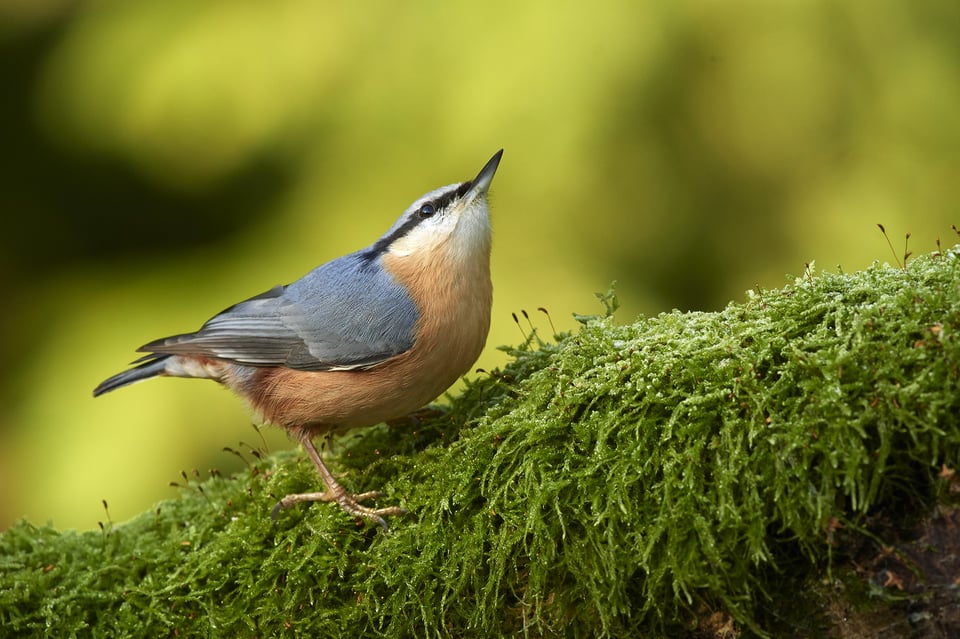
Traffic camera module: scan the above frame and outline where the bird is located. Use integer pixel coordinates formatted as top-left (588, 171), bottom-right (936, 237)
top-left (94, 150), bottom-right (503, 528)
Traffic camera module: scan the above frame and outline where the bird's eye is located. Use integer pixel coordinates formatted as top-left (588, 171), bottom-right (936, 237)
top-left (418, 203), bottom-right (436, 218)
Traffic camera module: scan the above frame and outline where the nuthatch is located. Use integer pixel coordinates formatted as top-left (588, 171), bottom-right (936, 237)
top-left (94, 150), bottom-right (503, 528)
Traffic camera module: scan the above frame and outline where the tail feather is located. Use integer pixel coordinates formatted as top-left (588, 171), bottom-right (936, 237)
top-left (93, 356), bottom-right (171, 397)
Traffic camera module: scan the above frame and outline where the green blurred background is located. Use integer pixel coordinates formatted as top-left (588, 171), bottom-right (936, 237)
top-left (1, 0), bottom-right (957, 531)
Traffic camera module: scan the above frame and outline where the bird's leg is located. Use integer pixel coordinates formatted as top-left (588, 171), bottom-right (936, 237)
top-left (272, 436), bottom-right (405, 529)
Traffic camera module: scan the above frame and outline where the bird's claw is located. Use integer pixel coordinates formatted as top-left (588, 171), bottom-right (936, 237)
top-left (271, 489), bottom-right (405, 529)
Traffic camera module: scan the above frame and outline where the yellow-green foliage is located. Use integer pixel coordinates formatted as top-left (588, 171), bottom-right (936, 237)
top-left (2, 249), bottom-right (959, 637)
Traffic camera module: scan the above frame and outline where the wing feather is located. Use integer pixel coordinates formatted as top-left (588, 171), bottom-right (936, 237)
top-left (139, 254), bottom-right (417, 371)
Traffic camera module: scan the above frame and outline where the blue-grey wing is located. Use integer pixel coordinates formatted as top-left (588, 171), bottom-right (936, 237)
top-left (138, 253), bottom-right (418, 371)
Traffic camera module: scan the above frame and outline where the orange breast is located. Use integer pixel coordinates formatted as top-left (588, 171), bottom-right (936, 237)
top-left (229, 234), bottom-right (492, 436)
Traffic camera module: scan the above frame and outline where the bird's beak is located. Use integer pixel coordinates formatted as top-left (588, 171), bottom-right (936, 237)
top-left (467, 149), bottom-right (503, 198)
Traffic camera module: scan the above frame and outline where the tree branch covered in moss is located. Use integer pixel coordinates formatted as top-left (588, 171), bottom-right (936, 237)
top-left (3, 249), bottom-right (960, 638)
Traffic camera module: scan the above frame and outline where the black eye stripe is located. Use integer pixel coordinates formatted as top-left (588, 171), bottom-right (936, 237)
top-left (361, 181), bottom-right (474, 261)
top-left (415, 181), bottom-right (473, 219)
top-left (428, 181), bottom-right (472, 213)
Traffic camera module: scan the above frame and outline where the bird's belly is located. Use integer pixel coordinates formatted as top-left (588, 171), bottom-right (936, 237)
top-left (230, 249), bottom-right (493, 437)
top-left (227, 317), bottom-right (487, 435)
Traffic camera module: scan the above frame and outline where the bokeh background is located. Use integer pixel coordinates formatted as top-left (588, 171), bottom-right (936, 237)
top-left (1, 0), bottom-right (958, 531)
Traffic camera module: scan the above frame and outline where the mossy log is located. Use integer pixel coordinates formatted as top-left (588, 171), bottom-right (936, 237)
top-left (3, 249), bottom-right (960, 638)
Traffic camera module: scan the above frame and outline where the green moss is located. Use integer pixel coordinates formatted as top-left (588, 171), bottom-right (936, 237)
top-left (3, 249), bottom-right (960, 637)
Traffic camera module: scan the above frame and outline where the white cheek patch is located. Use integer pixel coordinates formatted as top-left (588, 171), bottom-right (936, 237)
top-left (388, 213), bottom-right (459, 257)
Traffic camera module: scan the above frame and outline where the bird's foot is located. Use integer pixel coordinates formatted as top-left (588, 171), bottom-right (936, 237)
top-left (276, 435), bottom-right (407, 529)
top-left (272, 489), bottom-right (405, 529)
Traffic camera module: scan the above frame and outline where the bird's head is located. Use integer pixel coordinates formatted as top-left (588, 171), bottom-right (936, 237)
top-left (368, 150), bottom-right (503, 260)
